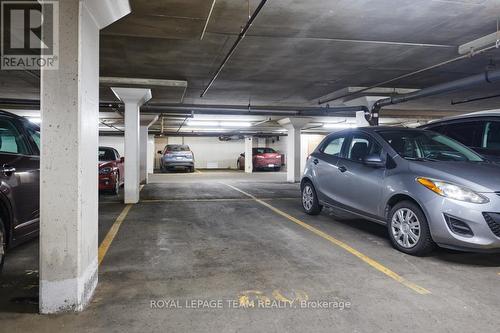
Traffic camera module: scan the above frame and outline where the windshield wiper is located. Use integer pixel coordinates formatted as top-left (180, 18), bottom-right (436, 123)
top-left (405, 157), bottom-right (439, 162)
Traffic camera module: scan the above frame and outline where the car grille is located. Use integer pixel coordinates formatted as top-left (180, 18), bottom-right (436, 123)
top-left (483, 213), bottom-right (500, 237)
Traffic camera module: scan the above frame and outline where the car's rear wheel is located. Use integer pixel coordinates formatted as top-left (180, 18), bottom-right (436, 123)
top-left (387, 201), bottom-right (435, 256)
top-left (301, 181), bottom-right (322, 215)
top-left (0, 217), bottom-right (6, 272)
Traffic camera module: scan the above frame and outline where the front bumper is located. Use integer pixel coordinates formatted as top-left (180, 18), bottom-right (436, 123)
top-left (99, 173), bottom-right (117, 190)
top-left (423, 192), bottom-right (500, 251)
top-left (254, 159), bottom-right (281, 169)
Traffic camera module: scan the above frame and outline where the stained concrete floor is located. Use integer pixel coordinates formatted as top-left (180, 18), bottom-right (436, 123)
top-left (1, 171), bottom-right (500, 332)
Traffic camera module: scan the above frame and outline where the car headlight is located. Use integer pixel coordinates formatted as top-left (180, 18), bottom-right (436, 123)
top-left (416, 177), bottom-right (489, 204)
top-left (99, 167), bottom-right (113, 175)
top-left (256, 155), bottom-right (264, 159)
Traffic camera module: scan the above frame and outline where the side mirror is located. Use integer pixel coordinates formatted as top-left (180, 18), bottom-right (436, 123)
top-left (120, 157), bottom-right (125, 163)
top-left (363, 154), bottom-right (385, 168)
top-left (157, 150), bottom-right (163, 155)
top-left (240, 153), bottom-right (245, 157)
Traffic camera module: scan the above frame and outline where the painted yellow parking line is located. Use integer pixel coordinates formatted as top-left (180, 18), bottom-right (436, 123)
top-left (98, 185), bottom-right (145, 265)
top-left (98, 204), bottom-right (133, 265)
top-left (224, 183), bottom-right (431, 295)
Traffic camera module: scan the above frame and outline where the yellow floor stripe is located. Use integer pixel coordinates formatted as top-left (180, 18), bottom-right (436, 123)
top-left (224, 183), bottom-right (431, 295)
top-left (139, 197), bottom-right (299, 203)
top-left (98, 204), bottom-right (132, 265)
top-left (98, 185), bottom-right (145, 265)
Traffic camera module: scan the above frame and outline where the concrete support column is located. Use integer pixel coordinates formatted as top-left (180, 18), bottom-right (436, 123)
top-left (139, 116), bottom-right (158, 184)
top-left (278, 118), bottom-right (309, 183)
top-left (111, 88), bottom-right (152, 204)
top-left (245, 136), bottom-right (253, 173)
top-left (40, 0), bottom-right (130, 313)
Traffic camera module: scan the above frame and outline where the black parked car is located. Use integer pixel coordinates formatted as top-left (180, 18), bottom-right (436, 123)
top-left (0, 110), bottom-right (40, 271)
top-left (420, 111), bottom-right (500, 162)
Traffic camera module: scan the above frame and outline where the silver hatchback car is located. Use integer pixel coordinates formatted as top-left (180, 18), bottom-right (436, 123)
top-left (301, 127), bottom-right (500, 256)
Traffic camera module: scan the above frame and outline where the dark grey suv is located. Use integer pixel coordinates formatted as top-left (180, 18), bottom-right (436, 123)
top-left (0, 111), bottom-right (40, 271)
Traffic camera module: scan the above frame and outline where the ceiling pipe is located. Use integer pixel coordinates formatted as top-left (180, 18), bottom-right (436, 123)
top-left (319, 43), bottom-right (500, 105)
top-left (200, 0), bottom-right (268, 97)
top-left (367, 69), bottom-right (500, 125)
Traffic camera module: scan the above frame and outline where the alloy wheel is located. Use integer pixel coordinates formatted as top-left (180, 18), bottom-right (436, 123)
top-left (302, 185), bottom-right (314, 211)
top-left (391, 208), bottom-right (421, 249)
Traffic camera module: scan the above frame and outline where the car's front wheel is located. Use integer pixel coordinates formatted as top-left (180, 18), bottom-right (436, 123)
top-left (387, 201), bottom-right (435, 256)
top-left (111, 173), bottom-right (120, 195)
top-left (0, 217), bottom-right (6, 272)
top-left (301, 181), bottom-right (322, 215)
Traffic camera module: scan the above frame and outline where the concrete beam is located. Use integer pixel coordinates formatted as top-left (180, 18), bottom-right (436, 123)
top-left (39, 0), bottom-right (130, 314)
top-left (111, 88), bottom-right (152, 203)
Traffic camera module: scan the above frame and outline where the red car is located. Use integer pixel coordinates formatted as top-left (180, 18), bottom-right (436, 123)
top-left (237, 148), bottom-right (283, 171)
top-left (99, 146), bottom-right (124, 194)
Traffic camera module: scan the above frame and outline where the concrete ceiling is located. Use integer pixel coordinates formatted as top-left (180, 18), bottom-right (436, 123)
top-left (2, 0), bottom-right (500, 126)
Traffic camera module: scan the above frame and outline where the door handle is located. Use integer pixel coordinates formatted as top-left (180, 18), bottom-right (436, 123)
top-left (338, 165), bottom-right (347, 173)
top-left (1, 164), bottom-right (16, 176)
top-left (313, 159), bottom-right (319, 165)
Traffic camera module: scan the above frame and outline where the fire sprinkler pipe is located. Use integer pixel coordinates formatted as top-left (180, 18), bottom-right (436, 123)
top-left (367, 69), bottom-right (500, 125)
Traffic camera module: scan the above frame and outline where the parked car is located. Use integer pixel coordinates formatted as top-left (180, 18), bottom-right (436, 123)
top-left (420, 110), bottom-right (500, 162)
top-left (237, 148), bottom-right (283, 171)
top-left (158, 144), bottom-right (195, 172)
top-left (99, 146), bottom-right (124, 194)
top-left (301, 127), bottom-right (500, 256)
top-left (0, 110), bottom-right (40, 271)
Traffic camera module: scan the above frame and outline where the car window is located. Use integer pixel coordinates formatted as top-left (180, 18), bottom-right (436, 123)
top-left (321, 136), bottom-right (345, 156)
top-left (483, 121), bottom-right (500, 150)
top-left (114, 149), bottom-right (120, 159)
top-left (26, 125), bottom-right (40, 154)
top-left (253, 148), bottom-right (276, 154)
top-left (166, 145), bottom-right (190, 152)
top-left (379, 130), bottom-right (484, 162)
top-left (0, 118), bottom-right (29, 155)
top-left (347, 134), bottom-right (382, 162)
top-left (442, 121), bottom-right (483, 148)
top-left (99, 148), bottom-right (116, 161)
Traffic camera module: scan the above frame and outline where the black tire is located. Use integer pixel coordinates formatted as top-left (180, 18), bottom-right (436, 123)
top-left (0, 217), bottom-right (6, 272)
top-left (301, 181), bottom-right (322, 215)
top-left (387, 201), bottom-right (435, 256)
top-left (111, 173), bottom-right (120, 195)
top-left (189, 167), bottom-right (195, 173)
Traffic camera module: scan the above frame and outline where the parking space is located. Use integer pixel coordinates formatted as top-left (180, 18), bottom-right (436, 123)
top-left (1, 172), bottom-right (499, 331)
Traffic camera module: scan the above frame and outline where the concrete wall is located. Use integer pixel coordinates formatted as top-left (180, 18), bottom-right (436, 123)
top-left (158, 136), bottom-right (245, 169)
top-left (99, 136), bottom-right (125, 156)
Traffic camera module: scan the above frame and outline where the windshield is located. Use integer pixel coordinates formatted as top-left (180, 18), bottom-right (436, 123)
top-left (378, 130), bottom-right (484, 162)
top-left (99, 148), bottom-right (115, 161)
top-left (166, 145), bottom-right (190, 152)
top-left (253, 148), bottom-right (276, 154)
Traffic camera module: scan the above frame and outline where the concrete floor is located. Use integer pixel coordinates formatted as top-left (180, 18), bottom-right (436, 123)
top-left (1, 171), bottom-right (500, 332)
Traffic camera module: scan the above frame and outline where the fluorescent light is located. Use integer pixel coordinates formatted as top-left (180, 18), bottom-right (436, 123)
top-left (220, 122), bottom-right (252, 127)
top-left (459, 32), bottom-right (500, 55)
top-left (187, 120), bottom-right (219, 127)
top-left (323, 123), bottom-right (357, 129)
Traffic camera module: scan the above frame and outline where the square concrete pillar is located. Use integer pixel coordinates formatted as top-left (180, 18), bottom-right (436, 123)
top-left (139, 115), bottom-right (158, 184)
top-left (245, 136), bottom-right (253, 173)
top-left (111, 88), bottom-right (152, 204)
top-left (278, 118), bottom-right (310, 183)
top-left (40, 0), bottom-right (130, 313)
